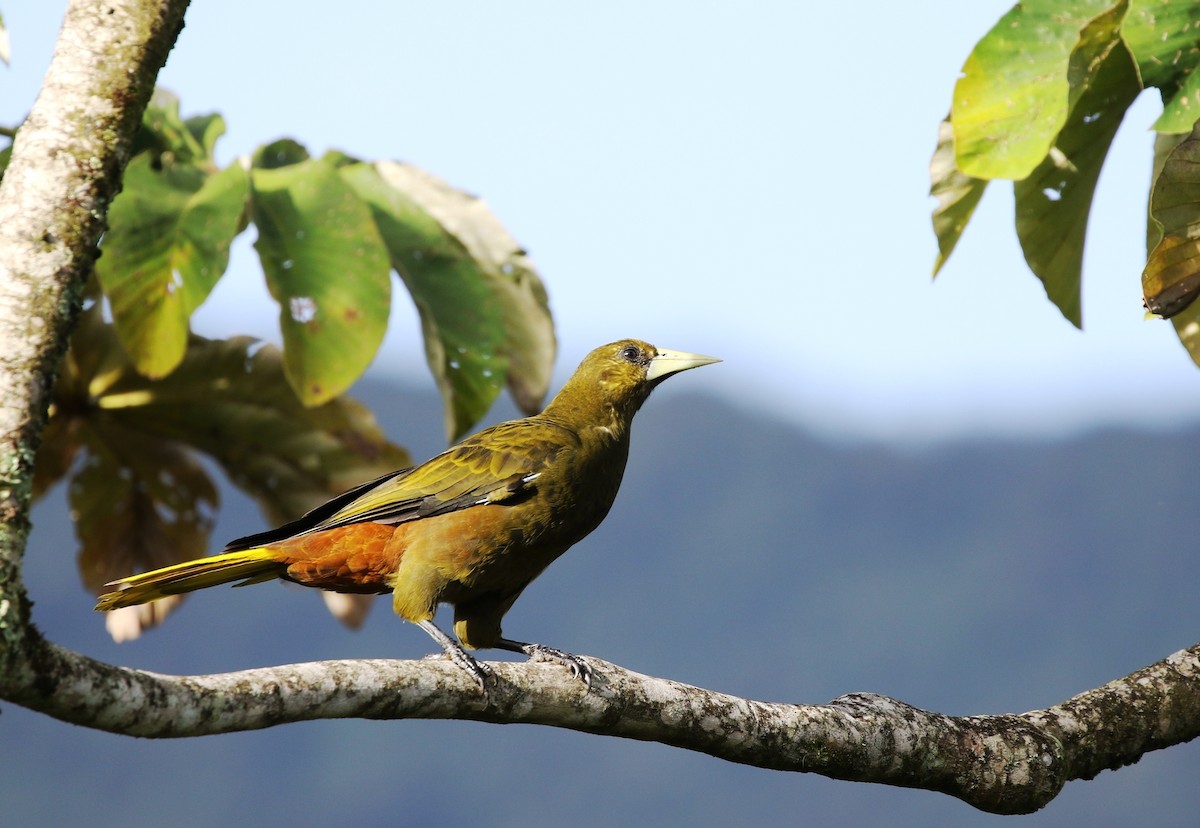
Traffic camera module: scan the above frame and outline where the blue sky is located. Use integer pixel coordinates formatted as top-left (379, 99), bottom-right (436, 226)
top-left (7, 2), bottom-right (1199, 441)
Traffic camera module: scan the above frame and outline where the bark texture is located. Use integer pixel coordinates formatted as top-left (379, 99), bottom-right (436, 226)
top-left (6, 635), bottom-right (1200, 815)
top-left (0, 0), bottom-right (189, 671)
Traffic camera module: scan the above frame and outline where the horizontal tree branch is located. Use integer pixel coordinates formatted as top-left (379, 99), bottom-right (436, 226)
top-left (6, 630), bottom-right (1198, 815)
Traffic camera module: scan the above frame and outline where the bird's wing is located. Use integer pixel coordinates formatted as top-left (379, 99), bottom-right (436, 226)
top-left (224, 418), bottom-right (578, 550)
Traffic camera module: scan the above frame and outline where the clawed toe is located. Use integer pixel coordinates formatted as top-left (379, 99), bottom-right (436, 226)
top-left (519, 643), bottom-right (593, 688)
top-left (418, 619), bottom-right (493, 694)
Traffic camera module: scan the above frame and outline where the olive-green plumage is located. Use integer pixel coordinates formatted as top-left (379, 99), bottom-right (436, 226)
top-left (96, 339), bottom-right (718, 687)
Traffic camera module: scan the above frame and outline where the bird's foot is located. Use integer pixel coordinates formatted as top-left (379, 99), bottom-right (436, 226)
top-left (418, 619), bottom-right (493, 693)
top-left (498, 638), bottom-right (593, 688)
top-left (450, 650), bottom-right (494, 693)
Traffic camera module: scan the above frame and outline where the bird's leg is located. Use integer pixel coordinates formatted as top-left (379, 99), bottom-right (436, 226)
top-left (495, 637), bottom-right (592, 688)
top-left (417, 619), bottom-right (492, 691)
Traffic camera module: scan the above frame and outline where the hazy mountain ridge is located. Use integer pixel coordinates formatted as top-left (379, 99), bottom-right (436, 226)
top-left (6, 381), bottom-right (1200, 826)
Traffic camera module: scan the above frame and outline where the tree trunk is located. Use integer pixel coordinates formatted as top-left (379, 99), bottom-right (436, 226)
top-left (0, 0), bottom-right (190, 675)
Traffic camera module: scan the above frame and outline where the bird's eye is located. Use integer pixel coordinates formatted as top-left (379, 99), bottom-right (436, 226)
top-left (619, 345), bottom-right (642, 363)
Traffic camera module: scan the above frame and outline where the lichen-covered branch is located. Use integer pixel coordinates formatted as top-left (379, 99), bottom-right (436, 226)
top-left (0, 0), bottom-right (190, 668)
top-left (5, 632), bottom-right (1199, 816)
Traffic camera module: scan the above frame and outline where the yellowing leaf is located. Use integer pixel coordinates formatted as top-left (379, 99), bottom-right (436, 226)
top-left (97, 154), bottom-right (249, 377)
top-left (930, 118), bottom-right (988, 277)
top-left (1145, 124), bottom-right (1200, 322)
top-left (952, 0), bottom-right (1114, 180)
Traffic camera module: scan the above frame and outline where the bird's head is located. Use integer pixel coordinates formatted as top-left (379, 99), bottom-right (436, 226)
top-left (544, 339), bottom-right (720, 430)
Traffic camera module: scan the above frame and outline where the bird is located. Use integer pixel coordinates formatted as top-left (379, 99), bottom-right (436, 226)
top-left (95, 339), bottom-right (719, 690)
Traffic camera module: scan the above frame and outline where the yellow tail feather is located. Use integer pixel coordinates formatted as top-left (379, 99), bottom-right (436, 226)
top-left (94, 548), bottom-right (286, 612)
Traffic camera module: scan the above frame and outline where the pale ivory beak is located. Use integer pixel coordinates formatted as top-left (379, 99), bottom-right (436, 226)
top-left (645, 349), bottom-right (721, 382)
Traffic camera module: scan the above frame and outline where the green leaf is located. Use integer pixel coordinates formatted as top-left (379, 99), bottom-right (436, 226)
top-left (1148, 131), bottom-right (1188, 257)
top-left (133, 89), bottom-right (214, 166)
top-left (367, 162), bottom-right (555, 423)
top-left (930, 117), bottom-right (988, 276)
top-left (97, 154), bottom-right (249, 377)
top-left (1170, 293), bottom-right (1200, 367)
top-left (185, 113), bottom-right (227, 160)
top-left (1143, 122), bottom-right (1200, 320)
top-left (492, 250), bottom-right (555, 417)
top-left (951, 0), bottom-right (1116, 180)
top-left (341, 162), bottom-right (509, 440)
top-left (253, 137), bottom-right (310, 169)
top-left (1123, 0), bottom-right (1200, 131)
top-left (1152, 67), bottom-right (1200, 134)
top-left (250, 151), bottom-right (392, 406)
top-left (1012, 1), bottom-right (1140, 327)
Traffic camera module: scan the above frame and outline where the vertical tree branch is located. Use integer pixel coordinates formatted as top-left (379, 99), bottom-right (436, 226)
top-left (0, 0), bottom-right (189, 677)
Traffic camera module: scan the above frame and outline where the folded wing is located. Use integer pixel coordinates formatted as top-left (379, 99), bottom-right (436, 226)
top-left (224, 418), bottom-right (579, 551)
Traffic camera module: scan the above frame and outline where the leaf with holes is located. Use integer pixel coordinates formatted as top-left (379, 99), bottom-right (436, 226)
top-left (71, 424), bottom-right (219, 594)
top-left (251, 150), bottom-right (391, 406)
top-left (1012, 1), bottom-right (1140, 327)
top-left (1122, 0), bottom-right (1200, 133)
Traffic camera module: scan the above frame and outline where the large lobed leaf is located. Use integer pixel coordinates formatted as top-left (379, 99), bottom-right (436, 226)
top-left (80, 326), bottom-right (411, 526)
top-left (937, 0), bottom-right (1200, 353)
top-left (370, 163), bottom-right (553, 416)
top-left (93, 93), bottom-right (555, 440)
